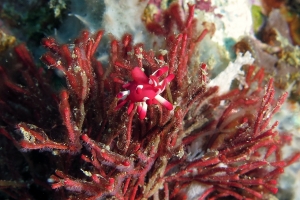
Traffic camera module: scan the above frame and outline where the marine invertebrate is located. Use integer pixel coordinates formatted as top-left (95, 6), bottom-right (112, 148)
top-left (0, 2), bottom-right (299, 200)
top-left (115, 66), bottom-right (174, 119)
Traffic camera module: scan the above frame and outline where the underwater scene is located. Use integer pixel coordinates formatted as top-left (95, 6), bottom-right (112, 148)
top-left (1, 0), bottom-right (300, 199)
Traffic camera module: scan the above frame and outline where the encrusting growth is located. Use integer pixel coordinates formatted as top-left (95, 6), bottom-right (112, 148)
top-left (0, 2), bottom-right (299, 200)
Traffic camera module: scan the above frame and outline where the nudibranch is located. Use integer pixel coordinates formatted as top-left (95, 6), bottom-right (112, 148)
top-left (115, 66), bottom-right (174, 119)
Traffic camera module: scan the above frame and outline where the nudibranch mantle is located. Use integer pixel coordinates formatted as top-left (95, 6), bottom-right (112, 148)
top-left (115, 66), bottom-right (174, 119)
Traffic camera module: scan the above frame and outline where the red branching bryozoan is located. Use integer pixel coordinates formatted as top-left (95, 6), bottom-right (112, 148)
top-left (0, 2), bottom-right (299, 200)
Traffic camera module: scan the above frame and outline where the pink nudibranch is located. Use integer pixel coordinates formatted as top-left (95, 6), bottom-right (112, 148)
top-left (115, 66), bottom-right (174, 119)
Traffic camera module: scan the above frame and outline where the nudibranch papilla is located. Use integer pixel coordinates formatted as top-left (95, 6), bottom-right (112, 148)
top-left (115, 66), bottom-right (174, 119)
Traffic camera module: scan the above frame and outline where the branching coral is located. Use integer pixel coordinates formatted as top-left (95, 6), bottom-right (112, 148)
top-left (0, 2), bottom-right (299, 200)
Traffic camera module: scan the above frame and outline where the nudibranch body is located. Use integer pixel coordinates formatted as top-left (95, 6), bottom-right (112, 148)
top-left (115, 66), bottom-right (174, 119)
